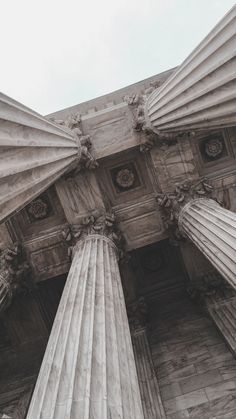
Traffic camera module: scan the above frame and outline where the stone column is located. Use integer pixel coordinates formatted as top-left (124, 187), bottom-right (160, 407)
top-left (179, 198), bottom-right (236, 289)
top-left (27, 213), bottom-right (144, 419)
top-left (0, 93), bottom-right (97, 222)
top-left (144, 5), bottom-right (236, 136)
top-left (188, 270), bottom-right (236, 356)
top-left (0, 245), bottom-right (30, 315)
top-left (128, 299), bottom-right (166, 419)
top-left (156, 179), bottom-right (236, 289)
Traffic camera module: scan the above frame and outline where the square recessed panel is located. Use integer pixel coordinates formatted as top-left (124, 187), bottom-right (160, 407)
top-left (199, 133), bottom-right (228, 163)
top-left (110, 162), bottom-right (141, 193)
top-left (97, 149), bottom-right (154, 207)
top-left (25, 192), bottom-right (54, 223)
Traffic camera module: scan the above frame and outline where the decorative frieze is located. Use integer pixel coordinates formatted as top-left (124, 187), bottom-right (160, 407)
top-left (0, 244), bottom-right (31, 314)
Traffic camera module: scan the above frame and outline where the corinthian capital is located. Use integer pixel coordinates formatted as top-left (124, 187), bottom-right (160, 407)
top-left (0, 244), bottom-right (31, 314)
top-left (62, 210), bottom-right (124, 258)
top-left (51, 113), bottom-right (98, 175)
top-left (156, 178), bottom-right (215, 241)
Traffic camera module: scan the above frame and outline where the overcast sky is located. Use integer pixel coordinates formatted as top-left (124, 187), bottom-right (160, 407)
top-left (1, 0), bottom-right (235, 115)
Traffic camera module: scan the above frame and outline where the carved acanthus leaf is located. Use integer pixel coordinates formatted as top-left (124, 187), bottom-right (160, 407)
top-left (187, 270), bottom-right (235, 306)
top-left (156, 178), bottom-right (216, 242)
top-left (124, 86), bottom-right (195, 152)
top-left (0, 244), bottom-right (32, 314)
top-left (62, 210), bottom-right (125, 259)
top-left (50, 113), bottom-right (98, 175)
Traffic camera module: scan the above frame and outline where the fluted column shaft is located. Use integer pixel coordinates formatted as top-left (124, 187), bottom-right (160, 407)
top-left (132, 328), bottom-right (166, 419)
top-left (27, 234), bottom-right (144, 419)
top-left (0, 93), bottom-right (80, 222)
top-left (179, 198), bottom-right (236, 288)
top-left (207, 295), bottom-right (236, 355)
top-left (145, 5), bottom-right (236, 135)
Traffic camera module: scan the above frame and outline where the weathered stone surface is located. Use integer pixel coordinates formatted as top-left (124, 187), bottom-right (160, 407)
top-left (0, 93), bottom-right (81, 222)
top-left (27, 232), bottom-right (144, 418)
top-left (145, 5), bottom-right (236, 135)
top-left (179, 198), bottom-right (236, 287)
top-left (150, 296), bottom-right (236, 418)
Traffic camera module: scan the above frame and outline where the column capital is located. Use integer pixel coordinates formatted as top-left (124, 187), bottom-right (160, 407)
top-left (62, 210), bottom-right (124, 257)
top-left (187, 269), bottom-right (234, 307)
top-left (0, 244), bottom-right (31, 314)
top-left (51, 113), bottom-right (98, 176)
top-left (127, 297), bottom-right (148, 334)
top-left (124, 90), bottom-right (178, 153)
top-left (156, 178), bottom-right (216, 241)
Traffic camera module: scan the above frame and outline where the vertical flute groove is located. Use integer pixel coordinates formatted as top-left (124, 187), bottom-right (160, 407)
top-left (27, 235), bottom-right (144, 419)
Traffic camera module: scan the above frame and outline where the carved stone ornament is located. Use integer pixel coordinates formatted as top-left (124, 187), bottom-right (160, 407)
top-left (156, 178), bottom-right (216, 243)
top-left (28, 198), bottom-right (48, 220)
top-left (116, 168), bottom-right (135, 189)
top-left (124, 86), bottom-right (195, 152)
top-left (0, 244), bottom-right (31, 315)
top-left (62, 210), bottom-right (126, 260)
top-left (50, 113), bottom-right (98, 176)
top-left (127, 297), bottom-right (148, 333)
top-left (187, 269), bottom-right (235, 306)
top-left (204, 137), bottom-right (224, 158)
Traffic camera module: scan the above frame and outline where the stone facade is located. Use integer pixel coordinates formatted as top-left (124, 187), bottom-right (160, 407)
top-left (0, 6), bottom-right (236, 418)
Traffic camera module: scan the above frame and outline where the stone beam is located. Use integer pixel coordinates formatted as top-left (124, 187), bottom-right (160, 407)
top-left (145, 5), bottom-right (236, 135)
top-left (0, 93), bottom-right (79, 222)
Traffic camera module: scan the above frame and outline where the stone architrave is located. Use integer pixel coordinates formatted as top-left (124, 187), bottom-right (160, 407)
top-left (145, 5), bottom-right (236, 136)
top-left (0, 94), bottom-right (97, 222)
top-left (0, 244), bottom-right (30, 315)
top-left (156, 179), bottom-right (236, 288)
top-left (27, 212), bottom-right (144, 419)
top-left (128, 298), bottom-right (166, 419)
top-left (188, 271), bottom-right (236, 355)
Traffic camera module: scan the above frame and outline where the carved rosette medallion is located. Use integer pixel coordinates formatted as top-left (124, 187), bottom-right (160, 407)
top-left (116, 168), bottom-right (135, 189)
top-left (28, 198), bottom-right (48, 220)
top-left (204, 137), bottom-right (223, 158)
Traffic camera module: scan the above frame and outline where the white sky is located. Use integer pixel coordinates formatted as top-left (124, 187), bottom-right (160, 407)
top-left (1, 0), bottom-right (235, 115)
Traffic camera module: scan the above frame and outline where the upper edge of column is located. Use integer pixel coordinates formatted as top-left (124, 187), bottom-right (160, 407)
top-left (178, 197), bottom-right (221, 231)
top-left (62, 210), bottom-right (124, 258)
top-left (144, 4), bottom-right (236, 135)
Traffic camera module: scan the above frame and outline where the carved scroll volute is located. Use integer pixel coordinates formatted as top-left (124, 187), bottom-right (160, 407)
top-left (0, 244), bottom-right (31, 315)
